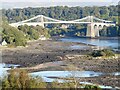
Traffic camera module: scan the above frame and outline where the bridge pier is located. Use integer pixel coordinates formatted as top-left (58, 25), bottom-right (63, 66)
top-left (86, 23), bottom-right (95, 37)
top-left (95, 29), bottom-right (100, 37)
top-left (94, 25), bottom-right (100, 37)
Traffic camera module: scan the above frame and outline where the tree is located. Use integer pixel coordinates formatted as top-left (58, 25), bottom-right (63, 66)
top-left (66, 64), bottom-right (80, 89)
top-left (107, 26), bottom-right (118, 37)
top-left (28, 28), bottom-right (39, 40)
top-left (2, 78), bottom-right (10, 89)
top-left (51, 80), bottom-right (60, 88)
top-left (100, 26), bottom-right (107, 36)
top-left (2, 22), bottom-right (27, 46)
top-left (2, 69), bottom-right (47, 89)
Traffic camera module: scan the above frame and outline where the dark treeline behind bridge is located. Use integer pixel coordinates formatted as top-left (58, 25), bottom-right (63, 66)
top-left (1, 5), bottom-right (119, 46)
top-left (2, 5), bottom-right (118, 23)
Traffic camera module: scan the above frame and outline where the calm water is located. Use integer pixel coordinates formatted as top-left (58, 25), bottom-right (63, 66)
top-left (60, 37), bottom-right (118, 49)
top-left (31, 71), bottom-right (120, 82)
top-left (0, 63), bottom-right (20, 78)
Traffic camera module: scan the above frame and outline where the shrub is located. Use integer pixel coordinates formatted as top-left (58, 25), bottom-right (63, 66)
top-left (2, 69), bottom-right (47, 89)
top-left (102, 49), bottom-right (115, 57)
top-left (90, 49), bottom-right (115, 57)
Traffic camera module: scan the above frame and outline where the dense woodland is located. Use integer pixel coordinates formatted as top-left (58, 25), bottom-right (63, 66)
top-left (2, 5), bottom-right (118, 22)
top-left (1, 5), bottom-right (119, 46)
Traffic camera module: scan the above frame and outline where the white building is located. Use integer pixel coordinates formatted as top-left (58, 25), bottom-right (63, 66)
top-left (39, 35), bottom-right (47, 40)
top-left (1, 40), bottom-right (7, 46)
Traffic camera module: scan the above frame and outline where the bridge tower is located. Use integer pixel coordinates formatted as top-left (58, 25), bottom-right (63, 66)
top-left (41, 15), bottom-right (45, 28)
top-left (86, 16), bottom-right (95, 37)
top-left (86, 23), bottom-right (95, 37)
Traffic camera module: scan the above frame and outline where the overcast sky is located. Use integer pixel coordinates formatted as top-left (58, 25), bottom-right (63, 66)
top-left (1, 0), bottom-right (119, 9)
top-left (1, 0), bottom-right (118, 2)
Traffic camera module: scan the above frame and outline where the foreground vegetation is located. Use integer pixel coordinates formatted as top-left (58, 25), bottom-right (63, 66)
top-left (1, 69), bottom-right (101, 89)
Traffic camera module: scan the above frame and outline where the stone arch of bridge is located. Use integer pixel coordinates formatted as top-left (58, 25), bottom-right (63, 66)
top-left (94, 24), bottom-right (99, 37)
top-left (98, 25), bottom-right (103, 30)
top-left (94, 24), bottom-right (98, 30)
top-left (99, 25), bottom-right (108, 36)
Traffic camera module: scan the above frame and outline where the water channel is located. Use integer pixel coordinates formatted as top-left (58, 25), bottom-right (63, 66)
top-left (60, 37), bottom-right (118, 49)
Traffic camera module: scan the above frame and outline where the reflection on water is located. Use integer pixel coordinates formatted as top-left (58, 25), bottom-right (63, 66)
top-left (4, 64), bottom-right (20, 68)
top-left (31, 71), bottom-right (103, 78)
top-left (31, 71), bottom-right (103, 82)
top-left (60, 37), bottom-right (118, 49)
top-left (30, 71), bottom-right (120, 82)
top-left (0, 63), bottom-right (10, 77)
top-left (70, 45), bottom-right (90, 50)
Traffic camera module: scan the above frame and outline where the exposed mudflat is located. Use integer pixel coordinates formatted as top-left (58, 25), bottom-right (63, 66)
top-left (1, 37), bottom-right (120, 88)
top-left (2, 39), bottom-right (93, 67)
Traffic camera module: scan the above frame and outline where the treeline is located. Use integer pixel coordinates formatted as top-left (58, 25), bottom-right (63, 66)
top-left (1, 69), bottom-right (101, 89)
top-left (99, 26), bottom-right (119, 37)
top-left (1, 22), bottom-right (50, 47)
top-left (2, 5), bottom-right (118, 23)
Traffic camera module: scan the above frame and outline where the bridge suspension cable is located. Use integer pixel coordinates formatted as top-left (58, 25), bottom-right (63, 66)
top-left (18, 15), bottom-right (42, 23)
top-left (16, 15), bottom-right (114, 24)
top-left (93, 17), bottom-right (113, 23)
top-left (70, 16), bottom-right (90, 22)
top-left (43, 15), bottom-right (62, 22)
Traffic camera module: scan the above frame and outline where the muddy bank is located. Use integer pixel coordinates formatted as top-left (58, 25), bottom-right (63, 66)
top-left (2, 39), bottom-right (92, 67)
top-left (21, 55), bottom-right (119, 73)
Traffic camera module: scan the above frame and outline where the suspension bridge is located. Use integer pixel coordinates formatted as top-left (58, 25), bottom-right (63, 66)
top-left (9, 15), bottom-right (116, 37)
